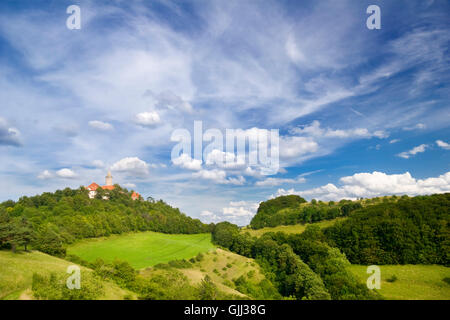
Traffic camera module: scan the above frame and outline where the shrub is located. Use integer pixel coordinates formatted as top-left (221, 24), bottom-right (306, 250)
top-left (32, 272), bottom-right (104, 300)
top-left (386, 275), bottom-right (398, 283)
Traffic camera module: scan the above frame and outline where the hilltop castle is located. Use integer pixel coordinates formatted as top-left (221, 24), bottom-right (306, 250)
top-left (86, 170), bottom-right (140, 200)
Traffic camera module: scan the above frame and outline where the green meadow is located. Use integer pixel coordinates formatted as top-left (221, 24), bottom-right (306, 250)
top-left (67, 231), bottom-right (215, 269)
top-left (348, 264), bottom-right (450, 300)
top-left (242, 217), bottom-right (346, 237)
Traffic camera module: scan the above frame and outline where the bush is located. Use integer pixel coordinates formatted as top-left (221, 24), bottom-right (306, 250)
top-left (386, 275), bottom-right (398, 283)
top-left (195, 253), bottom-right (204, 262)
top-left (32, 272), bottom-right (104, 300)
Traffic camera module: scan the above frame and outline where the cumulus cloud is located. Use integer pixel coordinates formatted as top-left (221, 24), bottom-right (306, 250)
top-left (172, 154), bottom-right (202, 171)
top-left (397, 144), bottom-right (428, 159)
top-left (56, 168), bottom-right (77, 179)
top-left (135, 112), bottom-right (161, 127)
top-left (279, 136), bottom-right (318, 159)
top-left (193, 169), bottom-right (245, 185)
top-left (255, 176), bottom-right (306, 187)
top-left (111, 157), bottom-right (149, 176)
top-left (88, 120), bottom-right (113, 131)
top-left (276, 171), bottom-right (450, 201)
top-left (221, 201), bottom-right (259, 220)
top-left (37, 170), bottom-right (53, 180)
top-left (200, 210), bottom-right (213, 216)
top-left (0, 118), bottom-right (21, 146)
top-left (205, 149), bottom-right (246, 169)
top-left (436, 140), bottom-right (450, 150)
top-left (92, 160), bottom-right (105, 168)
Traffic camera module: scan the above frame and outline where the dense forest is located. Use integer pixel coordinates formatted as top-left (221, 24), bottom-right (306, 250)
top-left (212, 222), bottom-right (379, 300)
top-left (250, 195), bottom-right (363, 229)
top-left (212, 193), bottom-right (449, 299)
top-left (0, 186), bottom-right (212, 256)
top-left (324, 193), bottom-right (450, 266)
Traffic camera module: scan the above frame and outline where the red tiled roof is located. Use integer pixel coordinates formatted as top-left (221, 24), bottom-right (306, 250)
top-left (87, 182), bottom-right (100, 191)
top-left (102, 185), bottom-right (115, 190)
top-left (131, 191), bottom-right (140, 200)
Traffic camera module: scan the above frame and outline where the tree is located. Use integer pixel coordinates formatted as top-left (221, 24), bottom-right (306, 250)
top-left (197, 275), bottom-right (218, 300)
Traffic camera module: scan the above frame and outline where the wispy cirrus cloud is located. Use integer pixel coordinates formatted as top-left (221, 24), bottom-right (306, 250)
top-left (397, 144), bottom-right (428, 159)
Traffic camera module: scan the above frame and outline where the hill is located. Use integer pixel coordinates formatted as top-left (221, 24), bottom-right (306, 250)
top-left (0, 186), bottom-right (212, 256)
top-left (242, 217), bottom-right (346, 237)
top-left (140, 248), bottom-right (281, 299)
top-left (324, 193), bottom-right (450, 265)
top-left (249, 195), bottom-right (366, 229)
top-left (0, 250), bottom-right (135, 300)
top-left (67, 231), bottom-right (215, 269)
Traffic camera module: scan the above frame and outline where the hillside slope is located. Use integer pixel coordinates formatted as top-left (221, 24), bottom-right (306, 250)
top-left (140, 248), bottom-right (281, 299)
top-left (243, 217), bottom-right (346, 237)
top-left (0, 250), bottom-right (135, 300)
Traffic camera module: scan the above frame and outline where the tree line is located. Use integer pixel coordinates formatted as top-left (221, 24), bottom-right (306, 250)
top-left (250, 195), bottom-right (363, 229)
top-left (323, 193), bottom-right (450, 266)
top-left (212, 222), bottom-right (379, 300)
top-left (0, 186), bottom-right (213, 256)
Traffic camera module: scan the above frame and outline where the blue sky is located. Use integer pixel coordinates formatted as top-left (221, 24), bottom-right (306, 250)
top-left (0, 0), bottom-right (449, 225)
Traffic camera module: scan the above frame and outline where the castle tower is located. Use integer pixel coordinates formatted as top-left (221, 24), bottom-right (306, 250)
top-left (105, 170), bottom-right (113, 186)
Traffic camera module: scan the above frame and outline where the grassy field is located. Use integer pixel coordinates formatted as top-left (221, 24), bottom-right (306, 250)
top-left (242, 217), bottom-right (346, 237)
top-left (0, 250), bottom-right (134, 300)
top-left (348, 264), bottom-right (450, 300)
top-left (67, 231), bottom-right (215, 269)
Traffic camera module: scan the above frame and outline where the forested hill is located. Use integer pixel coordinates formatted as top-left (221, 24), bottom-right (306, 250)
top-left (0, 186), bottom-right (212, 256)
top-left (249, 193), bottom-right (449, 266)
top-left (324, 193), bottom-right (450, 266)
top-left (250, 194), bottom-right (364, 229)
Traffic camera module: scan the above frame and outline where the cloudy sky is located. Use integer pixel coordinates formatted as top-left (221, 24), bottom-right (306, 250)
top-left (0, 0), bottom-right (449, 225)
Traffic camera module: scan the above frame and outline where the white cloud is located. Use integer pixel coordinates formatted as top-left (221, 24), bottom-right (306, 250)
top-left (403, 123), bottom-right (426, 131)
top-left (222, 201), bottom-right (259, 218)
top-left (436, 140), bottom-right (450, 150)
top-left (172, 154), bottom-right (202, 171)
top-left (192, 169), bottom-right (245, 185)
top-left (397, 144), bottom-right (428, 159)
top-left (255, 176), bottom-right (306, 187)
top-left (389, 139), bottom-right (400, 144)
top-left (291, 120), bottom-right (388, 139)
top-left (200, 210), bottom-right (213, 216)
top-left (135, 111), bottom-right (161, 127)
top-left (37, 170), bottom-right (53, 180)
top-left (56, 168), bottom-right (77, 179)
top-left (205, 149), bottom-right (245, 169)
top-left (0, 118), bottom-right (21, 146)
top-left (111, 157), bottom-right (149, 175)
top-left (88, 120), bottom-right (113, 131)
top-left (279, 136), bottom-right (318, 159)
top-left (146, 90), bottom-right (194, 113)
top-left (92, 160), bottom-right (105, 168)
top-left (276, 171), bottom-right (450, 201)
top-left (123, 183), bottom-right (137, 189)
